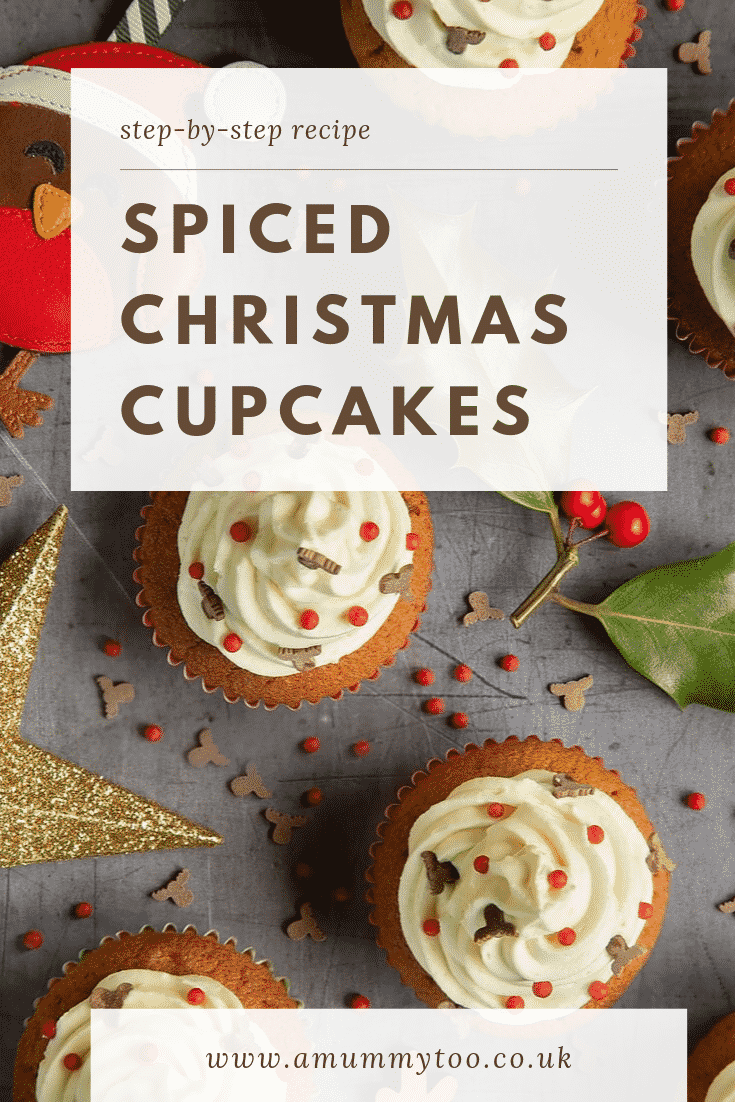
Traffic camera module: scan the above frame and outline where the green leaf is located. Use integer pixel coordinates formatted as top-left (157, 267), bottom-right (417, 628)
top-left (498, 490), bottom-right (558, 515)
top-left (594, 542), bottom-right (735, 711)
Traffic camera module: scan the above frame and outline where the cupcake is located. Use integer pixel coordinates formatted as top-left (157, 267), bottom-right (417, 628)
top-left (689, 1012), bottom-right (735, 1102)
top-left (340, 0), bottom-right (645, 69)
top-left (13, 925), bottom-right (298, 1102)
top-left (367, 736), bottom-right (672, 1009)
top-left (135, 489), bottom-right (432, 709)
top-left (668, 103), bottom-right (735, 379)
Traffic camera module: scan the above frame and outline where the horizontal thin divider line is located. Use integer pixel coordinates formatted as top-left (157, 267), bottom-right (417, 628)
top-left (119, 166), bottom-right (619, 171)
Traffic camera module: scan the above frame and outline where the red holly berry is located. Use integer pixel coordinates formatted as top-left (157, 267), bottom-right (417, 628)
top-left (144, 724), bottom-right (163, 743)
top-left (687, 792), bottom-right (706, 811)
top-left (41, 1021), bottom-right (56, 1040)
top-left (300, 609), bottom-right (319, 630)
top-left (638, 902), bottom-right (653, 919)
top-left (725, 179), bottom-right (735, 197)
top-left (588, 981), bottom-right (609, 1001)
top-left (487, 802), bottom-right (505, 819)
top-left (348, 606), bottom-right (369, 627)
top-left (557, 927), bottom-right (576, 946)
top-left (360, 521), bottom-right (379, 542)
top-left (351, 994), bottom-right (371, 1008)
top-left (560, 489), bottom-right (607, 529)
top-left (499, 654), bottom-right (520, 672)
top-left (63, 1054), bottom-right (82, 1072)
top-left (353, 740), bottom-right (371, 757)
top-left (548, 869), bottom-right (568, 889)
top-left (415, 668), bottom-right (435, 686)
top-left (23, 930), bottom-right (43, 950)
top-left (605, 501), bottom-right (650, 548)
top-left (229, 521), bottom-right (252, 543)
top-left (74, 902), bottom-right (93, 919)
top-left (424, 697), bottom-right (445, 715)
top-left (102, 639), bottom-right (121, 658)
top-left (506, 995), bottom-right (525, 1009)
top-left (302, 737), bottom-right (320, 754)
top-left (454, 664), bottom-right (472, 682)
top-left (532, 981), bottom-right (552, 999)
top-left (223, 633), bottom-right (242, 653)
top-left (539, 32), bottom-right (556, 50)
top-left (392, 0), bottom-right (413, 16)
top-left (665, 0), bottom-right (685, 9)
top-left (499, 59), bottom-right (519, 68)
top-left (709, 427), bottom-right (731, 445)
top-left (422, 918), bottom-right (440, 936)
top-left (304, 787), bottom-right (322, 807)
top-left (450, 712), bottom-right (469, 729)
top-left (188, 561), bottom-right (204, 580)
top-left (473, 855), bottom-right (490, 874)
top-left (406, 533), bottom-right (420, 550)
top-left (186, 987), bottom-right (206, 1005)
top-left (587, 825), bottom-right (605, 844)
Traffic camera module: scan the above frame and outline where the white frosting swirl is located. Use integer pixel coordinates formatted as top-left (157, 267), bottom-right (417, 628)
top-left (691, 170), bottom-right (735, 337)
top-left (177, 491), bottom-right (413, 677)
top-left (398, 770), bottom-right (653, 1008)
top-left (35, 969), bottom-right (242, 1102)
top-left (706, 1061), bottom-right (735, 1102)
top-left (363, 0), bottom-right (606, 68)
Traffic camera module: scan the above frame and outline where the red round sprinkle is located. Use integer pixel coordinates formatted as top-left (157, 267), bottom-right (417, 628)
top-left (638, 902), bottom-right (653, 919)
top-left (539, 32), bottom-right (556, 50)
top-left (144, 724), bottom-right (163, 743)
top-left (587, 825), bottom-right (605, 844)
top-left (186, 987), bottom-right (206, 1005)
top-left (499, 59), bottom-right (519, 68)
top-left (348, 606), bottom-right (369, 627)
top-left (588, 980), bottom-right (609, 1002)
top-left (229, 521), bottom-right (252, 543)
top-left (548, 870), bottom-right (568, 890)
top-left (725, 179), bottom-right (735, 197)
top-left (415, 668), bottom-right (435, 686)
top-left (296, 862), bottom-right (312, 879)
top-left (300, 609), bottom-right (319, 630)
top-left (424, 697), bottom-right (445, 715)
top-left (473, 855), bottom-right (490, 874)
top-left (687, 792), bottom-right (706, 810)
top-left (102, 639), bottom-right (121, 658)
top-left (333, 887), bottom-right (352, 903)
top-left (41, 1021), bottom-right (56, 1040)
top-left (223, 632), bottom-right (242, 653)
top-left (665, 0), bottom-right (684, 9)
top-left (488, 802), bottom-right (505, 819)
top-left (351, 994), bottom-right (371, 1008)
top-left (422, 918), bottom-right (440, 936)
top-left (305, 787), bottom-right (322, 807)
top-left (709, 427), bottom-right (730, 445)
top-left (557, 927), bottom-right (576, 946)
top-left (302, 737), bottom-right (320, 754)
top-left (506, 996), bottom-right (525, 1009)
top-left (63, 1054), bottom-right (82, 1072)
top-left (392, 0), bottom-right (413, 16)
top-left (406, 533), bottom-right (420, 550)
top-left (499, 654), bottom-right (520, 672)
top-left (532, 981), bottom-right (552, 999)
top-left (188, 561), bottom-right (205, 580)
top-left (23, 930), bottom-right (43, 950)
top-left (450, 712), bottom-right (469, 729)
top-left (74, 902), bottom-right (93, 919)
top-left (454, 664), bottom-right (472, 682)
top-left (353, 740), bottom-right (371, 757)
top-left (360, 521), bottom-right (379, 542)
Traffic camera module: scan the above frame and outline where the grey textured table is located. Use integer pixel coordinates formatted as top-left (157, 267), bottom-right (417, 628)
top-left (1, 0), bottom-right (735, 1097)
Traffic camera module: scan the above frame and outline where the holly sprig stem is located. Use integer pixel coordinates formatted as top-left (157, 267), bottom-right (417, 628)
top-left (510, 514), bottom-right (606, 627)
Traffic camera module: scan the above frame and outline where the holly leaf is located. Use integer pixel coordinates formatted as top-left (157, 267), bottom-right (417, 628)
top-left (498, 491), bottom-right (557, 515)
top-left (594, 542), bottom-right (735, 711)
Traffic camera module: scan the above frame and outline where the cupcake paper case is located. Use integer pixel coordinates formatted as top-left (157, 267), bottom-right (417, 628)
top-left (689, 1011), bottom-right (735, 1102)
top-left (668, 102), bottom-right (735, 380)
top-left (13, 925), bottom-right (299, 1102)
top-left (134, 490), bottom-right (433, 709)
top-left (367, 736), bottom-right (671, 1010)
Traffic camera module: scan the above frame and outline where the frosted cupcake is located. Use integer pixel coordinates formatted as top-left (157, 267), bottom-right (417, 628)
top-left (135, 489), bottom-right (432, 708)
top-left (368, 736), bottom-right (672, 1009)
top-left (689, 1012), bottom-right (735, 1102)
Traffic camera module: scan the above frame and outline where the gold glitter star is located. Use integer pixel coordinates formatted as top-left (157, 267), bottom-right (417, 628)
top-left (0, 507), bottom-right (222, 867)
